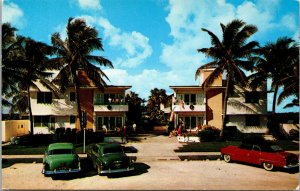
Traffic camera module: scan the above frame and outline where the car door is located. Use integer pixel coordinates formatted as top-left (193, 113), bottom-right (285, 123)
top-left (235, 144), bottom-right (252, 163)
top-left (248, 145), bottom-right (261, 165)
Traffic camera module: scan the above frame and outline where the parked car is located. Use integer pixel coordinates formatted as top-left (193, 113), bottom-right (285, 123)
top-left (42, 143), bottom-right (81, 176)
top-left (87, 142), bottom-right (134, 175)
top-left (220, 142), bottom-right (299, 171)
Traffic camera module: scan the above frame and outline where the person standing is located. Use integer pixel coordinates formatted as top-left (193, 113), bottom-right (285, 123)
top-left (178, 118), bottom-right (183, 136)
top-left (132, 122), bottom-right (137, 135)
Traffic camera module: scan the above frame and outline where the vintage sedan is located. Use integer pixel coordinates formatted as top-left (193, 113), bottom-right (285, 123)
top-left (42, 143), bottom-right (81, 176)
top-left (87, 143), bottom-right (134, 175)
top-left (220, 142), bottom-right (299, 171)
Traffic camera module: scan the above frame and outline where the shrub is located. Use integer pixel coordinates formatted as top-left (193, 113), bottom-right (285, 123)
top-left (241, 134), bottom-right (266, 144)
top-left (289, 129), bottom-right (299, 140)
top-left (198, 125), bottom-right (221, 142)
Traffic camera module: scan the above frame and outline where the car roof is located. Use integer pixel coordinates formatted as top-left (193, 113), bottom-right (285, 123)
top-left (95, 143), bottom-right (121, 149)
top-left (48, 143), bottom-right (74, 150)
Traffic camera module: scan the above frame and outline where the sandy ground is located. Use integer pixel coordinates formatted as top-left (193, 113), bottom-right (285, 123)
top-left (2, 160), bottom-right (299, 190)
top-left (2, 134), bottom-right (299, 190)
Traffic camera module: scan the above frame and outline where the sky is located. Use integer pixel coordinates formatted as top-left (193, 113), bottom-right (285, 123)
top-left (2, 0), bottom-right (299, 113)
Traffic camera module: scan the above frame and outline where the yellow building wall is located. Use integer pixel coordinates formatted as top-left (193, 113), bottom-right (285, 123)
top-left (202, 70), bottom-right (222, 86)
top-left (2, 120), bottom-right (30, 142)
top-left (206, 89), bottom-right (223, 129)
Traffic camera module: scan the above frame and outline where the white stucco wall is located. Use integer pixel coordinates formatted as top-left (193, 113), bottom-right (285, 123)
top-left (226, 115), bottom-right (268, 133)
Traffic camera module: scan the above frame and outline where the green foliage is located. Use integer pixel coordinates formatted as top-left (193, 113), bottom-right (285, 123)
top-left (198, 125), bottom-right (221, 142)
top-left (147, 88), bottom-right (170, 123)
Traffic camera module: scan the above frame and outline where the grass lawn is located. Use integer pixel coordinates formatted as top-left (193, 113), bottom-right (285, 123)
top-left (2, 143), bottom-right (93, 155)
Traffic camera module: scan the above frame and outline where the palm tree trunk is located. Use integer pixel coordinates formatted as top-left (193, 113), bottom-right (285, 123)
top-left (220, 73), bottom-right (229, 139)
top-left (272, 84), bottom-right (279, 115)
top-left (27, 85), bottom-right (34, 135)
top-left (74, 72), bottom-right (83, 132)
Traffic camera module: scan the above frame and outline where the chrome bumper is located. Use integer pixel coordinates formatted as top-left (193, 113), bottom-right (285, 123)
top-left (283, 163), bottom-right (299, 169)
top-left (42, 168), bottom-right (81, 175)
top-left (101, 166), bottom-right (134, 174)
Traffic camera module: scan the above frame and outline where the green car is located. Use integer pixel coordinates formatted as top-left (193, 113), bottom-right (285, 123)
top-left (42, 143), bottom-right (81, 176)
top-left (87, 143), bottom-right (134, 175)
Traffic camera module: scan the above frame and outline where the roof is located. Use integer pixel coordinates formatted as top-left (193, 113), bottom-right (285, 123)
top-left (48, 143), bottom-right (74, 150)
top-left (95, 142), bottom-right (121, 149)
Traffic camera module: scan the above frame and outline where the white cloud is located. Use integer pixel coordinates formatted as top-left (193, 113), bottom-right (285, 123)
top-left (2, 1), bottom-right (24, 28)
top-left (160, 0), bottom-right (236, 84)
top-left (78, 0), bottom-right (101, 10)
top-left (97, 17), bottom-right (153, 68)
top-left (280, 14), bottom-right (297, 31)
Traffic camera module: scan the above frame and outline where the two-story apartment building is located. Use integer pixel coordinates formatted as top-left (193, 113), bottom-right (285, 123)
top-left (30, 70), bottom-right (131, 133)
top-left (170, 68), bottom-right (268, 133)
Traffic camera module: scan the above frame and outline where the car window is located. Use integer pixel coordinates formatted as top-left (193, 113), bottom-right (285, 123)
top-left (103, 146), bottom-right (123, 155)
top-left (49, 149), bottom-right (74, 155)
top-left (253, 145), bottom-right (261, 151)
top-left (270, 145), bottom-right (283, 152)
top-left (239, 144), bottom-right (252, 150)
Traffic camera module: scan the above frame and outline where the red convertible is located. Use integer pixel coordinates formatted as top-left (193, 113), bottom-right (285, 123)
top-left (220, 142), bottom-right (299, 171)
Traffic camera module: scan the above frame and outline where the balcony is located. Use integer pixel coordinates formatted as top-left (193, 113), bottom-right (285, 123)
top-left (94, 104), bottom-right (129, 112)
top-left (172, 104), bottom-right (205, 112)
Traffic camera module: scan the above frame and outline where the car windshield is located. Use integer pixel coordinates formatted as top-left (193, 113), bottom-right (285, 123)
top-left (49, 149), bottom-right (74, 155)
top-left (103, 146), bottom-right (123, 155)
top-left (270, 145), bottom-right (284, 152)
top-left (260, 144), bottom-right (284, 152)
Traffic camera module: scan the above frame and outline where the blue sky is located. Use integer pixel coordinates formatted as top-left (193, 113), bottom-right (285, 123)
top-left (3, 0), bottom-right (299, 113)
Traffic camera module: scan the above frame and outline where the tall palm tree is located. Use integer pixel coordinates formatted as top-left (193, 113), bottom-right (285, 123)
top-left (248, 37), bottom-right (299, 114)
top-left (2, 23), bottom-right (23, 107)
top-left (51, 17), bottom-right (113, 132)
top-left (277, 63), bottom-right (299, 108)
top-left (195, 19), bottom-right (259, 137)
top-left (13, 37), bottom-right (60, 135)
top-left (125, 91), bottom-right (143, 125)
top-left (147, 88), bottom-right (169, 122)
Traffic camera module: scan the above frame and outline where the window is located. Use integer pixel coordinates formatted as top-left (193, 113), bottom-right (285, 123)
top-left (184, 94), bottom-right (190, 104)
top-left (37, 92), bottom-right (52, 104)
top-left (70, 92), bottom-right (76, 101)
top-left (239, 144), bottom-right (252, 150)
top-left (70, 116), bottom-right (76, 124)
top-left (245, 115), bottom-right (260, 126)
top-left (95, 93), bottom-right (124, 105)
top-left (190, 94), bottom-right (196, 105)
top-left (95, 93), bottom-right (104, 105)
top-left (177, 94), bottom-right (198, 105)
top-left (34, 116), bottom-right (50, 127)
top-left (245, 91), bottom-right (259, 103)
top-left (196, 93), bottom-right (204, 104)
top-left (96, 116), bottom-right (123, 131)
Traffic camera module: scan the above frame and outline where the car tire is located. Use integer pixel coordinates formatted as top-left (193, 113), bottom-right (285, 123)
top-left (263, 162), bottom-right (274, 171)
top-left (43, 164), bottom-right (50, 177)
top-left (97, 164), bottom-right (103, 175)
top-left (223, 154), bottom-right (231, 163)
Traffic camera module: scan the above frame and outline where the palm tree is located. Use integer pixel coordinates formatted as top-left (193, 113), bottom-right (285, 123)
top-left (50, 17), bottom-right (113, 132)
top-left (13, 37), bottom-right (60, 135)
top-left (147, 88), bottom-right (169, 122)
top-left (277, 62), bottom-right (298, 109)
top-left (2, 23), bottom-right (23, 107)
top-left (276, 42), bottom-right (299, 109)
top-left (195, 19), bottom-right (259, 137)
top-left (125, 91), bottom-right (144, 125)
top-left (248, 37), bottom-right (299, 114)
